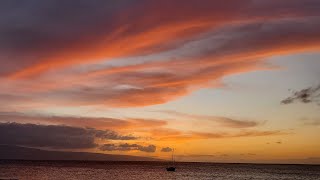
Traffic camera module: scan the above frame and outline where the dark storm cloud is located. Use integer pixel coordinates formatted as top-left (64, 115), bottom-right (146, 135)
top-left (161, 147), bottom-right (172, 152)
top-left (99, 143), bottom-right (156, 153)
top-left (0, 122), bottom-right (136, 149)
top-left (281, 85), bottom-right (320, 105)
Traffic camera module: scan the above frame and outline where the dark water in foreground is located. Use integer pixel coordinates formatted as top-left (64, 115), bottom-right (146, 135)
top-left (1, 161), bottom-right (320, 180)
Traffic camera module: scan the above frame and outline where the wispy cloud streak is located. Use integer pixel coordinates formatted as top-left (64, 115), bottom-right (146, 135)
top-left (159, 110), bottom-right (261, 128)
top-left (149, 128), bottom-right (286, 141)
top-left (0, 112), bottom-right (167, 130)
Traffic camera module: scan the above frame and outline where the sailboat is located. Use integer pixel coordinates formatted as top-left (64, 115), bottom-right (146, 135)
top-left (166, 148), bottom-right (176, 171)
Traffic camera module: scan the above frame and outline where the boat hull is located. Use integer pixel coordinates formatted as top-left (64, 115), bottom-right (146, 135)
top-left (166, 167), bottom-right (176, 171)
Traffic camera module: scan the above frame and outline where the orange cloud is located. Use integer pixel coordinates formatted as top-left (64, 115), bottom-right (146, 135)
top-left (0, 112), bottom-right (286, 146)
top-left (1, 1), bottom-right (320, 109)
top-left (0, 112), bottom-right (167, 131)
top-left (146, 128), bottom-right (286, 141)
top-left (4, 0), bottom-right (320, 79)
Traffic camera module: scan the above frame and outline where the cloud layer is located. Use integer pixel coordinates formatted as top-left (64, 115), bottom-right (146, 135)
top-left (99, 143), bottom-right (156, 153)
top-left (0, 113), bottom-right (285, 147)
top-left (159, 110), bottom-right (261, 128)
top-left (0, 112), bottom-right (167, 130)
top-left (0, 0), bottom-right (320, 109)
top-left (148, 128), bottom-right (285, 141)
top-left (0, 122), bottom-right (136, 149)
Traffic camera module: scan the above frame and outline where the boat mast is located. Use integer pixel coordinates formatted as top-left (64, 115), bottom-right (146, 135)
top-left (172, 148), bottom-right (175, 166)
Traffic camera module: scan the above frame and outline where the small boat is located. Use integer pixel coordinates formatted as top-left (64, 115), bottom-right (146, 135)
top-left (166, 148), bottom-right (176, 171)
top-left (166, 167), bottom-right (176, 171)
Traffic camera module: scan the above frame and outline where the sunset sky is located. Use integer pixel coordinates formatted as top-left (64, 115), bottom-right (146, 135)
top-left (0, 0), bottom-right (320, 164)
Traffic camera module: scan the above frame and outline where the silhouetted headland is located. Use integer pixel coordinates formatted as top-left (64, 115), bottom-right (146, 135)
top-left (0, 145), bottom-right (158, 161)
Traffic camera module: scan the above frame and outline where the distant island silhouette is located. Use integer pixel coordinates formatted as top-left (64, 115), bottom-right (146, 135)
top-left (0, 145), bottom-right (159, 161)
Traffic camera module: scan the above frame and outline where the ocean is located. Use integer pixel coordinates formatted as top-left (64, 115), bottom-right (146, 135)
top-left (0, 160), bottom-right (319, 180)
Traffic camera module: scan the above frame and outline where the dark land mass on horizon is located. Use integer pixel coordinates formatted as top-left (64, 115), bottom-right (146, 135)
top-left (1, 145), bottom-right (320, 165)
top-left (0, 145), bottom-right (159, 161)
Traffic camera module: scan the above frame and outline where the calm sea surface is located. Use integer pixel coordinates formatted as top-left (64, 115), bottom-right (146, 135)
top-left (0, 160), bottom-right (319, 180)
